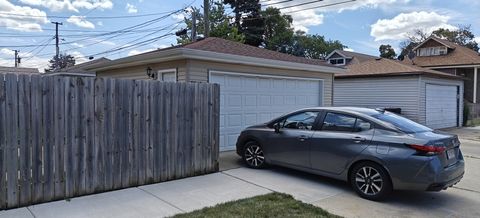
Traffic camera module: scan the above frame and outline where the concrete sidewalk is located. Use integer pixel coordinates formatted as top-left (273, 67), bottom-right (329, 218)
top-left (0, 172), bottom-right (271, 218)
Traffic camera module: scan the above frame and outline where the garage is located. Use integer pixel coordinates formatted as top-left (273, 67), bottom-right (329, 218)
top-left (210, 71), bottom-right (324, 151)
top-left (333, 56), bottom-right (464, 129)
top-left (426, 84), bottom-right (459, 129)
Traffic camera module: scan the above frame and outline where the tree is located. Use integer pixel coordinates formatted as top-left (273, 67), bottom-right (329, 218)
top-left (177, 1), bottom-right (245, 44)
top-left (399, 25), bottom-right (479, 56)
top-left (289, 31), bottom-right (346, 59)
top-left (379, 44), bottom-right (396, 59)
top-left (46, 53), bottom-right (75, 72)
top-left (262, 7), bottom-right (294, 53)
top-left (432, 25), bottom-right (479, 52)
top-left (223, 0), bottom-right (264, 46)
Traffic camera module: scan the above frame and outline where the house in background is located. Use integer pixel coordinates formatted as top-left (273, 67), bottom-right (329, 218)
top-left (86, 37), bottom-right (344, 151)
top-left (325, 49), bottom-right (377, 66)
top-left (402, 36), bottom-right (480, 118)
top-left (0, 66), bottom-right (40, 74)
top-left (328, 50), bottom-right (464, 129)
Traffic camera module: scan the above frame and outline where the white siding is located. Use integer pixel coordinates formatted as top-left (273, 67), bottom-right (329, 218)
top-left (419, 76), bottom-right (464, 127)
top-left (334, 76), bottom-right (421, 122)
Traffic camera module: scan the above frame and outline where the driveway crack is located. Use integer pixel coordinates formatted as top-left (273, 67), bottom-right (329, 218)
top-left (136, 187), bottom-right (185, 213)
top-left (452, 186), bottom-right (480, 194)
top-left (220, 171), bottom-right (276, 193)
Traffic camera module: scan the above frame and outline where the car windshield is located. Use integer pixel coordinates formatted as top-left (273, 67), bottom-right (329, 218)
top-left (371, 112), bottom-right (431, 133)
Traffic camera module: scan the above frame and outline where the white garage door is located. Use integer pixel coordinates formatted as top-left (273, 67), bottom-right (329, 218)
top-left (210, 72), bottom-right (324, 151)
top-left (426, 84), bottom-right (458, 129)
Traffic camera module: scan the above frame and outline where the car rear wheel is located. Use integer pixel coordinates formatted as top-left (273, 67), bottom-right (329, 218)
top-left (243, 141), bottom-right (266, 169)
top-left (350, 162), bottom-right (392, 201)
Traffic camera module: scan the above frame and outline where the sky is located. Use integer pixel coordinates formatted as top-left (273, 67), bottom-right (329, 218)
top-left (0, 0), bottom-right (479, 71)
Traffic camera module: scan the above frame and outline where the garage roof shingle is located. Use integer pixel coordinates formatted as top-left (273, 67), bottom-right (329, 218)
top-left (337, 58), bottom-right (463, 80)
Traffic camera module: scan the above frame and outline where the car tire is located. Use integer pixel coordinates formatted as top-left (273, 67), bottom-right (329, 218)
top-left (243, 141), bottom-right (266, 169)
top-left (349, 162), bottom-right (392, 201)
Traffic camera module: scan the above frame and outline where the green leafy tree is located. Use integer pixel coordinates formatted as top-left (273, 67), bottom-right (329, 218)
top-left (46, 53), bottom-right (75, 72)
top-left (379, 44), bottom-right (397, 59)
top-left (262, 7), bottom-right (294, 53)
top-left (432, 25), bottom-right (479, 52)
top-left (290, 31), bottom-right (346, 59)
top-left (177, 1), bottom-right (245, 45)
top-left (223, 0), bottom-right (264, 46)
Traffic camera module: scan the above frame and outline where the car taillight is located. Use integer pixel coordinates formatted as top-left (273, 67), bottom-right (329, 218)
top-left (408, 144), bottom-right (446, 155)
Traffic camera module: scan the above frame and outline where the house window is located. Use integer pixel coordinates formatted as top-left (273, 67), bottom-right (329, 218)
top-left (329, 58), bottom-right (345, 66)
top-left (158, 69), bottom-right (177, 82)
top-left (417, 46), bottom-right (447, 56)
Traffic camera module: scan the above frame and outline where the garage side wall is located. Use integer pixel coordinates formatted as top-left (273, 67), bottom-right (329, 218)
top-left (418, 76), bottom-right (464, 127)
top-left (334, 76), bottom-right (421, 122)
top-left (186, 60), bottom-right (334, 106)
top-left (96, 60), bottom-right (188, 80)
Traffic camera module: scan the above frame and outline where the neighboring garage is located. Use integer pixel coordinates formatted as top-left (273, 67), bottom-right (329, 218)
top-left (333, 57), bottom-right (464, 129)
top-left (87, 37), bottom-right (343, 151)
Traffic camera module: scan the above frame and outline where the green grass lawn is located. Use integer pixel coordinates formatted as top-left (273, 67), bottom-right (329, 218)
top-left (172, 193), bottom-right (341, 218)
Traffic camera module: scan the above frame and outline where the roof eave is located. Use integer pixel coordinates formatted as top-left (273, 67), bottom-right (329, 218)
top-left (181, 48), bottom-right (345, 74)
top-left (87, 48), bottom-right (346, 74)
top-left (413, 36), bottom-right (454, 51)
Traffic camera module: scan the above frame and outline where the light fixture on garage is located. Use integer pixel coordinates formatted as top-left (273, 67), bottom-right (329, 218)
top-left (146, 67), bottom-right (157, 80)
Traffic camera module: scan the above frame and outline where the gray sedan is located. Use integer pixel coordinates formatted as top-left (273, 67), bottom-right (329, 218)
top-left (235, 107), bottom-right (464, 200)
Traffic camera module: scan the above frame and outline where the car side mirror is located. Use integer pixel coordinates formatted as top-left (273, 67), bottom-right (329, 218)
top-left (273, 123), bottom-right (281, 133)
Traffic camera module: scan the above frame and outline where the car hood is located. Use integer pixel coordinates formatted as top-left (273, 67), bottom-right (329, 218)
top-left (246, 123), bottom-right (269, 129)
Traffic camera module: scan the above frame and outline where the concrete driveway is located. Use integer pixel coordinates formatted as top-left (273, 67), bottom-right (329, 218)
top-left (221, 127), bottom-right (480, 218)
top-left (2, 127), bottom-right (478, 218)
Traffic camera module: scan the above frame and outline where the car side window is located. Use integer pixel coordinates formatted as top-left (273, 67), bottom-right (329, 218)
top-left (321, 112), bottom-right (372, 132)
top-left (281, 111), bottom-right (319, 130)
top-left (354, 118), bottom-right (372, 132)
top-left (321, 113), bottom-right (356, 132)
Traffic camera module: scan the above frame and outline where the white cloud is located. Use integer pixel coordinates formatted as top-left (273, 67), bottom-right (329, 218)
top-left (370, 11), bottom-right (456, 41)
top-left (18, 0), bottom-right (113, 12)
top-left (126, 3), bottom-right (137, 14)
top-left (70, 51), bottom-right (88, 64)
top-left (71, 42), bottom-right (84, 48)
top-left (344, 48), bottom-right (355, 52)
top-left (291, 11), bottom-right (324, 32)
top-left (474, 37), bottom-right (480, 44)
top-left (0, 0), bottom-right (49, 32)
top-left (67, 15), bottom-right (95, 29)
top-left (128, 48), bottom-right (155, 56)
top-left (96, 21), bottom-right (103, 26)
top-left (0, 48), bottom-right (15, 56)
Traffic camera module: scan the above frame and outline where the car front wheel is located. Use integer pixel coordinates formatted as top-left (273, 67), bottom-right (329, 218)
top-left (243, 141), bottom-right (266, 169)
top-left (350, 162), bottom-right (392, 201)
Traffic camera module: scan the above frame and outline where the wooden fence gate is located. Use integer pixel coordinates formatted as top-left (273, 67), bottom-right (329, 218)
top-left (0, 73), bottom-right (220, 209)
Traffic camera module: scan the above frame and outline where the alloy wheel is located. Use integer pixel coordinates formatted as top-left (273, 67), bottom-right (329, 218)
top-left (355, 166), bottom-right (384, 195)
top-left (244, 144), bottom-right (265, 167)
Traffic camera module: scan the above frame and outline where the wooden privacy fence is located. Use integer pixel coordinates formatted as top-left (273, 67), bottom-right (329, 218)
top-left (0, 73), bottom-right (220, 209)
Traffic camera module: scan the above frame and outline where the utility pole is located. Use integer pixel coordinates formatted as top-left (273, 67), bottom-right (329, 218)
top-left (191, 8), bottom-right (197, 42)
top-left (52, 22), bottom-right (63, 69)
top-left (13, 50), bottom-right (19, 67)
top-left (203, 0), bottom-right (210, 38)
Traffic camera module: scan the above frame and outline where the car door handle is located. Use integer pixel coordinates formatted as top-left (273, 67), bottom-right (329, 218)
top-left (298, 135), bottom-right (308, 142)
top-left (352, 136), bottom-right (366, 143)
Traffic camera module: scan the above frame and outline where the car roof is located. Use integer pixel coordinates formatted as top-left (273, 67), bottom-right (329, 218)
top-left (300, 107), bottom-right (382, 116)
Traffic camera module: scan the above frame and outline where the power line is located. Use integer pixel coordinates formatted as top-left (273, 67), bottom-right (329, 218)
top-left (0, 9), bottom-right (182, 20)
top-left (0, 9), bottom-right (185, 48)
top-left (282, 0), bottom-right (356, 13)
top-left (277, 0), bottom-right (324, 10)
